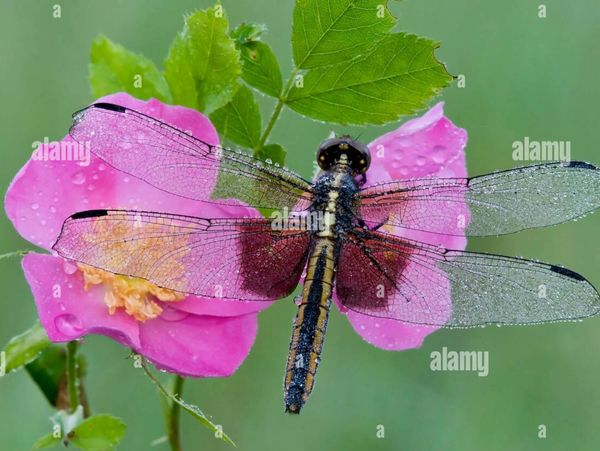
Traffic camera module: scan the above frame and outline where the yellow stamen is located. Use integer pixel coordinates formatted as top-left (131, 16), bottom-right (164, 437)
top-left (76, 214), bottom-right (190, 322)
top-left (78, 263), bottom-right (185, 322)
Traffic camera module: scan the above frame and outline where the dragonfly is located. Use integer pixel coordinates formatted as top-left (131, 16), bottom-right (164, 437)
top-left (53, 102), bottom-right (600, 414)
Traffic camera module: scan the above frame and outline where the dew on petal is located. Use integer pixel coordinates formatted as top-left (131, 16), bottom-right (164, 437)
top-left (160, 308), bottom-right (190, 322)
top-left (431, 145), bottom-right (448, 164)
top-left (71, 171), bottom-right (86, 185)
top-left (31, 202), bottom-right (40, 210)
top-left (54, 314), bottom-right (83, 337)
top-left (63, 260), bottom-right (78, 275)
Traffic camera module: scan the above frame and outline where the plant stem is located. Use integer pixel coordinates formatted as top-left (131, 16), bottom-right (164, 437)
top-left (0, 250), bottom-right (29, 261)
top-left (168, 376), bottom-right (185, 451)
top-left (141, 360), bottom-right (185, 451)
top-left (66, 341), bottom-right (80, 413)
top-left (255, 68), bottom-right (300, 152)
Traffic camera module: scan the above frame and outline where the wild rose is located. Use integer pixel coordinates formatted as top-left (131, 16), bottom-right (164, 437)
top-left (5, 93), bottom-right (270, 377)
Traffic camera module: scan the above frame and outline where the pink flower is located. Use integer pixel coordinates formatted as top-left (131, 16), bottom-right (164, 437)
top-left (5, 93), bottom-right (268, 377)
top-left (334, 102), bottom-right (468, 350)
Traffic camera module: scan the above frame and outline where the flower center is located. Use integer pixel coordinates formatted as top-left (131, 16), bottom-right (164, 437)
top-left (78, 264), bottom-right (185, 322)
top-left (75, 213), bottom-right (192, 322)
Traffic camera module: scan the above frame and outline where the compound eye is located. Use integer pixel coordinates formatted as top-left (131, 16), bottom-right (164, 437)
top-left (317, 146), bottom-right (334, 170)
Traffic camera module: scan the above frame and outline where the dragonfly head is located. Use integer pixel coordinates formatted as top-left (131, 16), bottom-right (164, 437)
top-left (317, 135), bottom-right (371, 174)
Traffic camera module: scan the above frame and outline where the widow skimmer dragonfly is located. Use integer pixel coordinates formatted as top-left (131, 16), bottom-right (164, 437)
top-left (53, 102), bottom-right (600, 413)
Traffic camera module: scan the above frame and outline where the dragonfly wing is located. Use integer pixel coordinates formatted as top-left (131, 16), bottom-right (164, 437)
top-left (335, 229), bottom-right (600, 327)
top-left (69, 103), bottom-right (313, 211)
top-left (53, 209), bottom-right (311, 301)
top-left (358, 162), bottom-right (600, 237)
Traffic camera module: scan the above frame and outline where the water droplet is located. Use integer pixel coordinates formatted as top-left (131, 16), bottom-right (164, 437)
top-left (416, 156), bottom-right (427, 166)
top-left (54, 314), bottom-right (83, 337)
top-left (160, 308), bottom-right (190, 322)
top-left (123, 177), bottom-right (130, 183)
top-left (50, 206), bottom-right (57, 214)
top-left (31, 202), bottom-right (40, 210)
top-left (71, 171), bottom-right (86, 185)
top-left (87, 184), bottom-right (95, 191)
top-left (431, 145), bottom-right (447, 164)
top-left (294, 296), bottom-right (302, 306)
top-left (63, 260), bottom-right (78, 275)
top-left (98, 164), bottom-right (106, 171)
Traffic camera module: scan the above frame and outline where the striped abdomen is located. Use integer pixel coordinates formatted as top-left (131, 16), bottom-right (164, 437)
top-left (284, 239), bottom-right (336, 414)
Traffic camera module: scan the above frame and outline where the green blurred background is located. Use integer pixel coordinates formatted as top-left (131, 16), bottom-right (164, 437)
top-left (1, 1), bottom-right (600, 450)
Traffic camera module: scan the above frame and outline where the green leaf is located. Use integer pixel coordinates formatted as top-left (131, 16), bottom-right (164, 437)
top-left (89, 35), bottom-right (171, 101)
top-left (25, 345), bottom-right (88, 410)
top-left (32, 433), bottom-right (61, 449)
top-left (68, 415), bottom-right (126, 451)
top-left (1, 320), bottom-right (50, 374)
top-left (231, 22), bottom-right (267, 44)
top-left (286, 33), bottom-right (452, 125)
top-left (26, 345), bottom-right (68, 407)
top-left (292, 0), bottom-right (395, 69)
top-left (164, 7), bottom-right (241, 113)
top-left (231, 23), bottom-right (283, 97)
top-left (210, 84), bottom-right (262, 148)
top-left (239, 41), bottom-right (283, 97)
top-left (256, 143), bottom-right (286, 166)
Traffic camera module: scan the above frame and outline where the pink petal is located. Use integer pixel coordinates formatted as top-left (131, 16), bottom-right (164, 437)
top-left (338, 103), bottom-right (469, 350)
top-left (22, 253), bottom-right (141, 348)
top-left (23, 253), bottom-right (259, 377)
top-left (365, 101), bottom-right (469, 250)
top-left (342, 314), bottom-right (440, 351)
top-left (171, 296), bottom-right (273, 317)
top-left (138, 308), bottom-right (257, 377)
top-left (368, 102), bottom-right (468, 182)
top-left (4, 92), bottom-right (227, 251)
